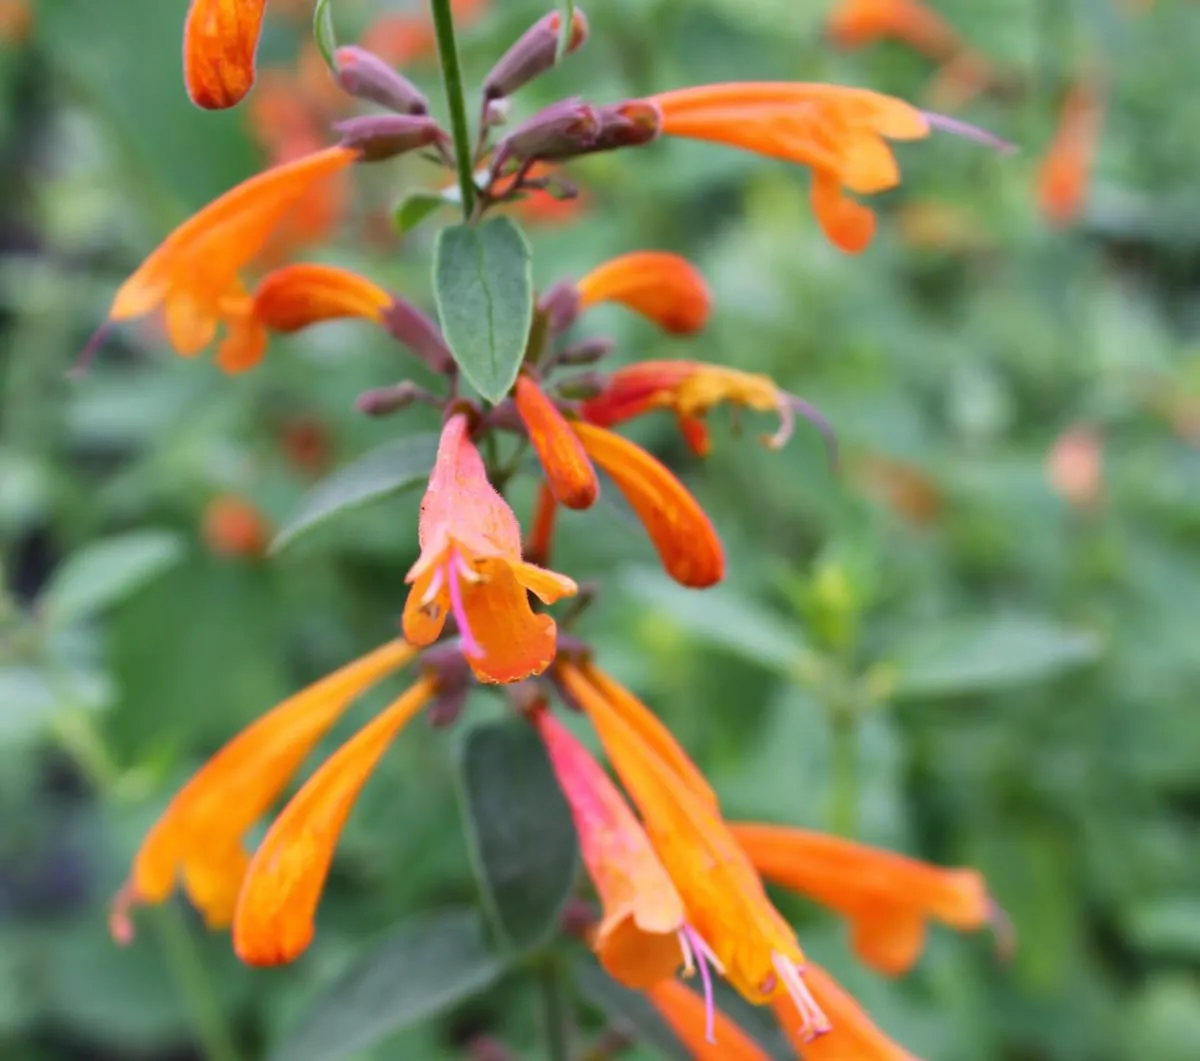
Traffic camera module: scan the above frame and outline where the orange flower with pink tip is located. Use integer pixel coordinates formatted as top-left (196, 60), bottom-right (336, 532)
top-left (402, 413), bottom-right (577, 684)
top-left (575, 251), bottom-right (711, 335)
top-left (184, 0), bottom-right (266, 110)
top-left (731, 823), bottom-right (1007, 977)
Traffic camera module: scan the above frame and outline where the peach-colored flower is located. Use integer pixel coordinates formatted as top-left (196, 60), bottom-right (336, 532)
top-left (202, 495), bottom-right (271, 559)
top-left (184, 0), bottom-right (266, 110)
top-left (575, 252), bottom-right (711, 335)
top-left (1045, 424), bottom-right (1103, 509)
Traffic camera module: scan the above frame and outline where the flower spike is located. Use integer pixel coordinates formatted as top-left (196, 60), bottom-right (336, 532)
top-left (575, 252), bottom-right (711, 335)
top-left (184, 0), bottom-right (266, 110)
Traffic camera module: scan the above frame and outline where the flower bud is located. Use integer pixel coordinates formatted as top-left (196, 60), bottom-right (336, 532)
top-left (584, 100), bottom-right (663, 155)
top-left (539, 280), bottom-right (582, 334)
top-left (492, 99), bottom-right (600, 174)
top-left (482, 8), bottom-right (590, 101)
top-left (381, 298), bottom-right (455, 373)
top-left (355, 381), bottom-right (425, 417)
top-left (334, 46), bottom-right (429, 115)
top-left (335, 114), bottom-right (448, 162)
top-left (557, 337), bottom-right (616, 366)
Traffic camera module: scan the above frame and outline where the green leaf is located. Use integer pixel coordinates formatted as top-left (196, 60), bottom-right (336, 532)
top-left (270, 433), bottom-right (439, 553)
top-left (457, 719), bottom-right (578, 952)
top-left (891, 613), bottom-right (1101, 699)
top-left (393, 190), bottom-right (451, 234)
top-left (313, 0), bottom-right (338, 71)
top-left (40, 531), bottom-right (185, 628)
top-left (433, 217), bottom-right (533, 404)
top-left (572, 959), bottom-right (691, 1061)
top-left (269, 908), bottom-right (507, 1061)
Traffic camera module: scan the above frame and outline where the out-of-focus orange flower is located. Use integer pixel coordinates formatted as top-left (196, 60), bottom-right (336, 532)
top-left (533, 707), bottom-right (686, 987)
top-left (731, 823), bottom-right (1003, 977)
top-left (402, 413), bottom-right (577, 683)
top-left (649, 979), bottom-right (773, 1060)
top-left (203, 495), bottom-right (271, 558)
top-left (558, 662), bottom-right (829, 1041)
top-left (1036, 81), bottom-right (1104, 227)
top-left (514, 376), bottom-right (600, 510)
top-left (499, 163), bottom-right (590, 227)
top-left (773, 962), bottom-right (921, 1060)
top-left (279, 415), bottom-right (335, 478)
top-left (575, 252), bottom-right (711, 335)
top-left (361, 0), bottom-right (489, 68)
top-left (924, 48), bottom-right (999, 112)
top-left (650, 83), bottom-right (930, 252)
top-left (571, 422), bottom-right (725, 588)
top-left (184, 0), bottom-right (267, 110)
top-left (851, 451), bottom-right (944, 526)
top-left (98, 147), bottom-right (358, 373)
top-left (113, 640), bottom-right (421, 945)
top-left (1046, 424), bottom-right (1103, 509)
top-left (826, 0), bottom-right (960, 60)
top-left (0, 0), bottom-right (32, 44)
top-left (894, 199), bottom-right (990, 256)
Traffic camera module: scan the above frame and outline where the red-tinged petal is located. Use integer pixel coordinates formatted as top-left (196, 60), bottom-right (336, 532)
top-left (576, 252), bottom-right (711, 335)
top-left (459, 558), bottom-right (560, 683)
top-left (184, 0), bottom-right (267, 110)
top-left (581, 361), bottom-right (699, 428)
top-left (514, 376), bottom-right (599, 509)
top-left (571, 422), bottom-right (724, 588)
top-left (127, 640), bottom-right (417, 914)
top-left (251, 264), bottom-right (394, 332)
top-left (650, 979), bottom-right (773, 1060)
top-left (811, 170), bottom-right (877, 253)
top-left (234, 676), bottom-right (437, 965)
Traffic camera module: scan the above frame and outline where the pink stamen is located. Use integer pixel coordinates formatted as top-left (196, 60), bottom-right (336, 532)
top-left (70, 322), bottom-right (112, 379)
top-left (682, 925), bottom-right (720, 1045)
top-left (773, 394), bottom-right (838, 470)
top-left (447, 550), bottom-right (484, 658)
top-left (772, 952), bottom-right (830, 1043)
top-left (922, 111), bottom-right (1017, 156)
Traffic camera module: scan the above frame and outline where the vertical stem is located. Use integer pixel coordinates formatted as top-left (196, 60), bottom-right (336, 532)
top-left (828, 705), bottom-right (859, 838)
top-left (538, 960), bottom-right (573, 1061)
top-left (429, 0), bottom-right (477, 217)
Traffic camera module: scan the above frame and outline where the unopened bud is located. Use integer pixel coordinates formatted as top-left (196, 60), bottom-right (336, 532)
top-left (382, 298), bottom-right (455, 373)
top-left (335, 46), bottom-right (429, 115)
top-left (492, 98), bottom-right (600, 174)
top-left (557, 337), bottom-right (615, 366)
top-left (538, 280), bottom-right (582, 334)
top-left (584, 100), bottom-right (662, 155)
top-left (483, 8), bottom-right (590, 100)
top-left (355, 381), bottom-right (424, 417)
top-left (335, 114), bottom-right (447, 162)
top-left (555, 371), bottom-right (605, 400)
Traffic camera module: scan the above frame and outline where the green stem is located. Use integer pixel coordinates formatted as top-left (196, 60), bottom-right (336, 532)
top-left (151, 906), bottom-right (243, 1061)
top-left (538, 961), bottom-right (573, 1061)
top-left (828, 705), bottom-right (859, 838)
top-left (430, 0), bottom-right (477, 218)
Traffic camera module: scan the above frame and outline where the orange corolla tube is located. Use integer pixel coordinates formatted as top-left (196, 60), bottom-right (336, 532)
top-left (184, 0), bottom-right (267, 110)
top-left (575, 252), bottom-right (711, 335)
top-left (91, 146), bottom-right (358, 374)
top-left (402, 413), bottom-right (577, 683)
top-left (649, 979), bottom-right (773, 1060)
top-left (557, 662), bottom-right (829, 1043)
top-left (112, 640), bottom-right (418, 937)
top-left (251, 263), bottom-right (394, 332)
top-left (570, 422), bottom-right (724, 588)
top-left (234, 675), bottom-right (437, 965)
top-left (826, 0), bottom-right (961, 60)
top-left (514, 376), bottom-right (600, 510)
top-left (731, 823), bottom-right (1005, 977)
top-left (772, 962), bottom-right (921, 1060)
top-left (533, 708), bottom-right (685, 987)
top-left (1036, 81), bottom-right (1103, 227)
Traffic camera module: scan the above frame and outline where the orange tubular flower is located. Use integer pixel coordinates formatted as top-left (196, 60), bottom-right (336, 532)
top-left (731, 823), bottom-right (1003, 977)
top-left (570, 422), bottom-right (725, 588)
top-left (772, 962), bottom-right (920, 1061)
top-left (582, 360), bottom-right (834, 459)
top-left (234, 675), bottom-right (437, 965)
top-left (251, 263), bottom-right (394, 333)
top-left (650, 83), bottom-right (931, 252)
top-left (649, 979), bottom-right (773, 1061)
top-left (826, 0), bottom-right (961, 60)
top-left (575, 252), bottom-right (711, 335)
top-left (533, 708), bottom-right (686, 987)
top-left (558, 662), bottom-right (829, 1043)
top-left (1036, 81), bottom-right (1103, 227)
top-left (96, 146), bottom-right (358, 373)
top-left (402, 413), bottom-right (577, 684)
top-left (184, 0), bottom-right (267, 110)
top-left (515, 376), bottom-right (600, 509)
top-left (112, 640), bottom-right (418, 938)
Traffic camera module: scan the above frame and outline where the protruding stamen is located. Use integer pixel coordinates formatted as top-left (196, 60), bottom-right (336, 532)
top-left (447, 551), bottom-right (484, 659)
top-left (771, 952), bottom-right (830, 1043)
top-left (682, 924), bottom-right (721, 1045)
top-left (777, 395), bottom-right (839, 470)
top-left (71, 322), bottom-right (112, 379)
top-left (922, 111), bottom-right (1017, 155)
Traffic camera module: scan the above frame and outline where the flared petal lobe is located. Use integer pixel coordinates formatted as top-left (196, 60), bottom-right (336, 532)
top-left (514, 377), bottom-right (600, 510)
top-left (251, 264), bottom-right (393, 332)
top-left (185, 0), bottom-right (267, 110)
top-left (571, 422), bottom-right (724, 588)
top-left (575, 252), bottom-right (711, 335)
top-left (650, 979), bottom-right (772, 1060)
top-left (234, 676), bottom-right (437, 965)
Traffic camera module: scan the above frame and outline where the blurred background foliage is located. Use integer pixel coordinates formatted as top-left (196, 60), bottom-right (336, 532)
top-left (2, 0), bottom-right (1200, 1058)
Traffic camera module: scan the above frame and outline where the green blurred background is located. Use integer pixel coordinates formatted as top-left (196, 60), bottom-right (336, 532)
top-left (3, 0), bottom-right (1200, 1058)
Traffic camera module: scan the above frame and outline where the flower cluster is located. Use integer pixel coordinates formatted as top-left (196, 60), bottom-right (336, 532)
top-left (102, 3), bottom-right (1012, 1055)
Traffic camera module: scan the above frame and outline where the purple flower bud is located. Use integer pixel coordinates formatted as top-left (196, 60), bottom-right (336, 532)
top-left (381, 298), bottom-right (455, 373)
top-left (556, 337), bottom-right (615, 366)
top-left (335, 114), bottom-right (448, 162)
top-left (483, 8), bottom-right (590, 101)
top-left (538, 280), bottom-right (582, 334)
top-left (335, 46), bottom-right (429, 115)
top-left (555, 371), bottom-right (606, 400)
top-left (583, 100), bottom-right (662, 155)
top-left (356, 382), bottom-right (424, 417)
top-left (491, 98), bottom-right (600, 174)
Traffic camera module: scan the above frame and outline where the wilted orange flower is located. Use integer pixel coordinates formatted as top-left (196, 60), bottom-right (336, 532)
top-left (514, 376), bottom-right (600, 510)
top-left (575, 252), bottom-right (711, 334)
top-left (558, 662), bottom-right (829, 1042)
top-left (649, 83), bottom-right (930, 252)
top-left (731, 823), bottom-right (1003, 977)
top-left (826, 0), bottom-right (960, 60)
top-left (113, 640), bottom-right (421, 943)
top-left (202, 495), bottom-right (271, 559)
top-left (649, 979), bottom-right (773, 1060)
top-left (773, 962), bottom-right (921, 1060)
top-left (533, 707), bottom-right (686, 986)
top-left (582, 360), bottom-right (832, 459)
top-left (1036, 81), bottom-right (1103, 226)
top-left (571, 422), bottom-right (725, 588)
top-left (94, 147), bottom-right (358, 373)
top-left (184, 0), bottom-right (267, 110)
top-left (402, 413), bottom-right (577, 683)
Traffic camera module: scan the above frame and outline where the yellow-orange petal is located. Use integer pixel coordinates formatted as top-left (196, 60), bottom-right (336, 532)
top-left (401, 558), bottom-right (452, 648)
top-left (460, 557), bottom-right (560, 683)
top-left (512, 560), bottom-right (578, 604)
top-left (514, 376), bottom-right (600, 510)
top-left (571, 422), bottom-right (724, 588)
top-left (650, 979), bottom-right (772, 1061)
top-left (184, 0), bottom-right (267, 110)
top-left (129, 639), bottom-right (417, 910)
top-left (234, 675), bottom-right (436, 965)
top-left (251, 264), bottom-right (393, 332)
top-left (811, 170), bottom-right (877, 253)
top-left (181, 842), bottom-right (250, 929)
top-left (215, 298), bottom-right (270, 373)
top-left (576, 252), bottom-right (711, 335)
